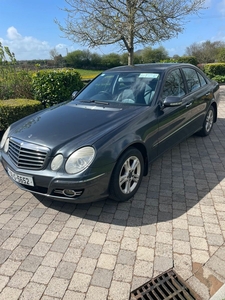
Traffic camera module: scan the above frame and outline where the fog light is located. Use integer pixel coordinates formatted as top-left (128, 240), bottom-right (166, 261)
top-left (63, 189), bottom-right (76, 197)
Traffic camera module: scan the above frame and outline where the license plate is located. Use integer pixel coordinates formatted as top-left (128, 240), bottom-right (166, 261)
top-left (8, 168), bottom-right (34, 186)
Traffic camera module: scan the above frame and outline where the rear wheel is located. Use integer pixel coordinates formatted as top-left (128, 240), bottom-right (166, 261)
top-left (110, 148), bottom-right (144, 202)
top-left (198, 105), bottom-right (215, 136)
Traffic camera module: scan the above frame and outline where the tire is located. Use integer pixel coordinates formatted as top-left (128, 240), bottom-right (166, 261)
top-left (198, 105), bottom-right (215, 137)
top-left (110, 148), bottom-right (144, 202)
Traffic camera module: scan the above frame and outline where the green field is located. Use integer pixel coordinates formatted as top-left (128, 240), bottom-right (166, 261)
top-left (75, 69), bottom-right (102, 80)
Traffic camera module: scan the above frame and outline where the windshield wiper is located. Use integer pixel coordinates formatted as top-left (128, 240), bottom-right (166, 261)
top-left (80, 100), bottom-right (109, 105)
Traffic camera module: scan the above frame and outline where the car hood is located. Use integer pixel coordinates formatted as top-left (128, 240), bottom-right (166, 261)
top-left (10, 101), bottom-right (142, 154)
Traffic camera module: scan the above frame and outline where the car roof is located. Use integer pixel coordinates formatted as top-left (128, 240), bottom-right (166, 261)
top-left (105, 63), bottom-right (193, 73)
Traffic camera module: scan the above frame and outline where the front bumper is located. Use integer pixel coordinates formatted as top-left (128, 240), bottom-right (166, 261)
top-left (1, 155), bottom-right (112, 203)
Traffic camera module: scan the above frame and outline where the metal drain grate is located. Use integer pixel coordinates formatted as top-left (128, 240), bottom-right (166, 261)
top-left (130, 269), bottom-right (199, 300)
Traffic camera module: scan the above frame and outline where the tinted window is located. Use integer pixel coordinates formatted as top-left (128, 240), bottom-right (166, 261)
top-left (183, 68), bottom-right (201, 92)
top-left (162, 69), bottom-right (185, 99)
top-left (198, 72), bottom-right (207, 87)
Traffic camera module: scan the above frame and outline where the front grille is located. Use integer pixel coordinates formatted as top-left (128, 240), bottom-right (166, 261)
top-left (8, 138), bottom-right (49, 170)
top-left (130, 269), bottom-right (198, 300)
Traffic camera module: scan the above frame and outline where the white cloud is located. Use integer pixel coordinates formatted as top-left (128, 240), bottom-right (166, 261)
top-left (0, 27), bottom-right (70, 60)
top-left (7, 26), bottom-right (22, 40)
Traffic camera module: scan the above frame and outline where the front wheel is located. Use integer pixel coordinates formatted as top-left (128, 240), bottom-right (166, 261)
top-left (110, 148), bottom-right (144, 202)
top-left (197, 105), bottom-right (215, 137)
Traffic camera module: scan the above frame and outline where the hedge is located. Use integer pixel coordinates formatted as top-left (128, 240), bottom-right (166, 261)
top-left (204, 63), bottom-right (225, 79)
top-left (32, 69), bottom-right (84, 107)
top-left (0, 99), bottom-right (43, 130)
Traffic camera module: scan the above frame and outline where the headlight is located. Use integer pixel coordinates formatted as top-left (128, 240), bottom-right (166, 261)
top-left (51, 154), bottom-right (63, 171)
top-left (65, 146), bottom-right (95, 174)
top-left (0, 127), bottom-right (10, 149)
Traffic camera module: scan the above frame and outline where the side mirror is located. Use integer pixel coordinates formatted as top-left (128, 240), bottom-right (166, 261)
top-left (162, 96), bottom-right (182, 108)
top-left (71, 91), bottom-right (78, 100)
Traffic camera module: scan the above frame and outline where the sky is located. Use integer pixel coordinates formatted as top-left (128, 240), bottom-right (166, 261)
top-left (0, 0), bottom-right (225, 61)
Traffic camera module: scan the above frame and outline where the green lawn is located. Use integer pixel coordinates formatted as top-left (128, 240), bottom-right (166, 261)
top-left (75, 69), bottom-right (102, 80)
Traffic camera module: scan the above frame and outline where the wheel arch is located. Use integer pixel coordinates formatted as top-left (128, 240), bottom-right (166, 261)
top-left (211, 101), bottom-right (217, 122)
top-left (112, 142), bottom-right (149, 177)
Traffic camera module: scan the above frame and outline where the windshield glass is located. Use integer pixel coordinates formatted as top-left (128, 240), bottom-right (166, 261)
top-left (75, 72), bottom-right (160, 105)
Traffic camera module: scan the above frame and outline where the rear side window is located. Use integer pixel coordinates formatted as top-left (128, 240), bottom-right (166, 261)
top-left (183, 68), bottom-right (203, 92)
top-left (198, 72), bottom-right (207, 87)
top-left (162, 69), bottom-right (185, 99)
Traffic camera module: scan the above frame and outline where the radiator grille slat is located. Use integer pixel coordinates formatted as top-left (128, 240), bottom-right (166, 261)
top-left (8, 138), bottom-right (49, 170)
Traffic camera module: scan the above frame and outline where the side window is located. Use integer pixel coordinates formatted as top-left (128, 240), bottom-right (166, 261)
top-left (162, 69), bottom-right (185, 100)
top-left (183, 68), bottom-right (201, 92)
top-left (198, 72), bottom-right (207, 87)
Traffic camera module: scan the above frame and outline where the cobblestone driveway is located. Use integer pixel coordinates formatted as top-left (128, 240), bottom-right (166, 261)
top-left (0, 87), bottom-right (225, 300)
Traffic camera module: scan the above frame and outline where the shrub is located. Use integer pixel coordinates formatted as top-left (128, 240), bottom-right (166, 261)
top-left (0, 99), bottom-right (43, 130)
top-left (32, 69), bottom-right (84, 107)
top-left (204, 63), bottom-right (225, 78)
top-left (0, 43), bottom-right (33, 100)
top-left (211, 75), bottom-right (225, 83)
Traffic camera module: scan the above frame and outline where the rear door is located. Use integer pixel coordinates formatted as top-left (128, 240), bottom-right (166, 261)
top-left (181, 67), bottom-right (213, 133)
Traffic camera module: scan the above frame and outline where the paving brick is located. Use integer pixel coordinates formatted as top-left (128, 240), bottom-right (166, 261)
top-left (97, 253), bottom-right (117, 270)
top-left (88, 231), bottom-right (106, 245)
top-left (76, 257), bottom-right (97, 275)
top-left (31, 266), bottom-right (55, 284)
top-left (82, 243), bottom-right (102, 259)
top-left (19, 255), bottom-right (42, 272)
top-left (154, 256), bottom-right (173, 272)
top-left (10, 246), bottom-right (30, 261)
top-left (41, 251), bottom-right (63, 268)
top-left (1, 237), bottom-right (21, 251)
top-left (91, 268), bottom-right (113, 288)
top-left (20, 282), bottom-right (46, 300)
top-left (69, 272), bottom-right (91, 293)
top-left (30, 242), bottom-right (51, 257)
top-left (108, 281), bottom-right (130, 300)
top-left (134, 260), bottom-right (153, 277)
top-left (0, 259), bottom-right (21, 276)
top-left (8, 270), bottom-right (32, 289)
top-left (0, 275), bottom-right (9, 292)
top-left (54, 261), bottom-right (77, 279)
top-left (44, 277), bottom-right (69, 298)
top-left (117, 249), bottom-right (136, 266)
top-left (121, 237), bottom-right (138, 251)
top-left (40, 230), bottom-right (59, 243)
top-left (137, 246), bottom-right (154, 261)
top-left (63, 291), bottom-right (85, 300)
top-left (113, 264), bottom-right (133, 282)
top-left (0, 287), bottom-right (22, 300)
top-left (63, 247), bottom-right (82, 263)
top-left (20, 233), bottom-right (41, 248)
top-left (86, 286), bottom-right (108, 300)
top-left (50, 238), bottom-right (70, 253)
top-left (190, 236), bottom-right (208, 251)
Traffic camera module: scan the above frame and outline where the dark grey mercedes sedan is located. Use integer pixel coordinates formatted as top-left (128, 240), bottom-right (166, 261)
top-left (0, 64), bottom-right (220, 203)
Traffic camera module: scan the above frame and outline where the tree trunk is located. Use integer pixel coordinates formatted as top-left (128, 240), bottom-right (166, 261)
top-left (128, 48), bottom-right (134, 65)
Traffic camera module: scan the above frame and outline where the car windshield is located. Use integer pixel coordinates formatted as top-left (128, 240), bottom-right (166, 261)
top-left (75, 72), bottom-right (160, 106)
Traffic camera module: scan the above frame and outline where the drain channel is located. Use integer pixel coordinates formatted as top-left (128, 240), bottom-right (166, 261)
top-left (130, 269), bottom-right (199, 300)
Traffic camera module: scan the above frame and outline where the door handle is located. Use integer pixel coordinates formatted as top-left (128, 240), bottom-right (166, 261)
top-left (186, 103), bottom-right (192, 108)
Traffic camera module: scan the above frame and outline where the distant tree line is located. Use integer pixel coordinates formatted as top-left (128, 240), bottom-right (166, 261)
top-left (16, 40), bottom-right (225, 70)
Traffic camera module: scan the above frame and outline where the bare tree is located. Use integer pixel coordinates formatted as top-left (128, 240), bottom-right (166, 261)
top-left (186, 40), bottom-right (225, 63)
top-left (56, 0), bottom-right (206, 65)
top-left (49, 48), bottom-right (60, 60)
